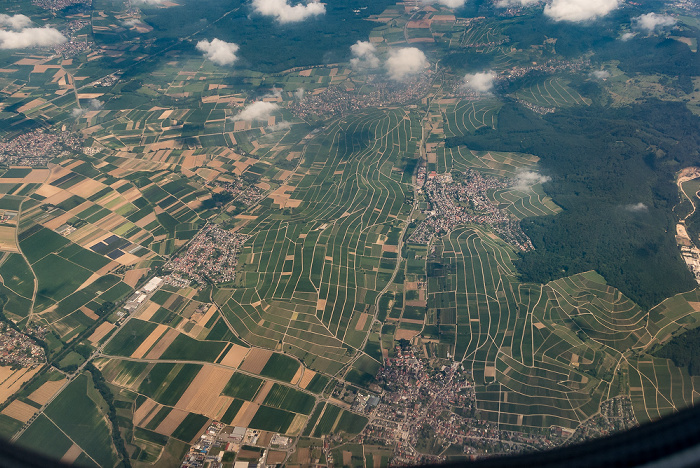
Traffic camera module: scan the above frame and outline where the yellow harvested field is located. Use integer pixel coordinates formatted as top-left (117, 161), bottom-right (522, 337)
top-left (355, 313), bottom-right (368, 331)
top-left (144, 328), bottom-right (179, 360)
top-left (298, 369), bottom-right (317, 389)
top-left (60, 444), bottom-right (83, 465)
top-left (254, 381), bottom-right (274, 404)
top-left (133, 398), bottom-right (159, 426)
top-left (42, 191), bottom-right (73, 208)
top-left (219, 344), bottom-right (249, 369)
top-left (175, 366), bottom-right (235, 419)
top-left (87, 322), bottom-right (115, 344)
top-left (286, 414), bottom-right (307, 436)
top-left (231, 401), bottom-right (260, 427)
top-left (267, 451), bottom-right (287, 464)
top-left (136, 301), bottom-right (160, 321)
top-left (296, 447), bottom-right (311, 464)
top-left (196, 304), bottom-right (218, 327)
top-left (239, 348), bottom-right (273, 374)
top-left (155, 408), bottom-right (190, 437)
top-left (210, 396), bottom-right (235, 421)
top-left (28, 378), bottom-right (67, 405)
top-left (269, 185), bottom-right (302, 209)
top-left (68, 178), bottom-right (107, 198)
top-left (394, 329), bottom-right (420, 341)
top-left (16, 98), bottom-right (45, 113)
top-left (290, 366), bottom-right (304, 386)
top-left (0, 367), bottom-right (39, 404)
top-left (2, 168), bottom-right (50, 184)
top-left (80, 306), bottom-right (99, 321)
top-left (130, 324), bottom-right (168, 359)
top-left (76, 93), bottom-right (104, 99)
top-left (34, 184), bottom-right (63, 199)
top-left (233, 120), bottom-right (250, 131)
top-left (1, 400), bottom-right (38, 423)
top-left (0, 227), bottom-right (18, 253)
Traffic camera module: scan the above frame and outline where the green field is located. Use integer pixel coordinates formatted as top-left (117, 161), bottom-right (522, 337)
top-left (43, 374), bottom-right (119, 467)
top-left (158, 334), bottom-right (227, 362)
top-left (313, 404), bottom-right (342, 437)
top-left (263, 383), bottom-right (316, 415)
top-left (138, 363), bottom-right (202, 406)
top-left (16, 415), bottom-right (74, 462)
top-left (172, 413), bottom-right (209, 443)
top-left (103, 319), bottom-right (159, 356)
top-left (249, 406), bottom-right (296, 433)
top-left (0, 253), bottom-right (35, 299)
top-left (221, 373), bottom-right (264, 401)
top-left (260, 354), bottom-right (301, 382)
top-left (336, 411), bottom-right (369, 435)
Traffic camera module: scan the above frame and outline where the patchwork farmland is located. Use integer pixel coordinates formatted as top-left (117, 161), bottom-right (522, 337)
top-left (0, 0), bottom-right (698, 466)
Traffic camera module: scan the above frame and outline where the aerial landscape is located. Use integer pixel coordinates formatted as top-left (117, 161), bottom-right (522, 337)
top-left (0, 0), bottom-right (699, 466)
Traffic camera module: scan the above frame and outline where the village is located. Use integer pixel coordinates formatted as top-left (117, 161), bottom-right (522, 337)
top-left (210, 177), bottom-right (265, 208)
top-left (164, 224), bottom-right (249, 286)
top-left (290, 72), bottom-right (433, 119)
top-left (409, 169), bottom-right (533, 251)
top-left (31, 0), bottom-right (91, 11)
top-left (340, 344), bottom-right (636, 466)
top-left (0, 128), bottom-right (82, 167)
top-left (0, 323), bottom-right (46, 369)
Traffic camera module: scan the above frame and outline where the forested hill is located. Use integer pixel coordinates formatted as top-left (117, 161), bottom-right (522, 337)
top-left (654, 326), bottom-right (700, 376)
top-left (447, 100), bottom-right (700, 309)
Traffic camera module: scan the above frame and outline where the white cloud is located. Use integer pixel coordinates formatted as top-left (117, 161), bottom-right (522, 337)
top-left (88, 99), bottom-right (103, 110)
top-left (196, 38), bottom-right (240, 66)
top-left (350, 41), bottom-right (380, 70)
top-left (0, 27), bottom-right (66, 49)
top-left (294, 88), bottom-right (305, 99)
top-left (131, 0), bottom-right (168, 5)
top-left (592, 70), bottom-right (610, 79)
top-left (72, 99), bottom-right (103, 117)
top-left (633, 13), bottom-right (676, 33)
top-left (269, 121), bottom-right (292, 131)
top-left (625, 202), bottom-right (648, 212)
top-left (122, 18), bottom-right (141, 27)
top-left (233, 101), bottom-right (280, 121)
top-left (0, 14), bottom-right (32, 30)
top-left (461, 71), bottom-right (495, 92)
top-left (266, 88), bottom-right (283, 99)
top-left (421, 0), bottom-right (467, 7)
top-left (544, 0), bottom-right (621, 22)
top-left (385, 47), bottom-right (428, 81)
top-left (621, 32), bottom-right (636, 41)
top-left (251, 0), bottom-right (325, 23)
top-left (495, 0), bottom-right (541, 7)
top-left (513, 171), bottom-right (551, 190)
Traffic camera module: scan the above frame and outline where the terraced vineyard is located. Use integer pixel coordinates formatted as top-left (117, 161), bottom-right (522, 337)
top-left (223, 108), bottom-right (418, 374)
top-left (513, 77), bottom-right (591, 108)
